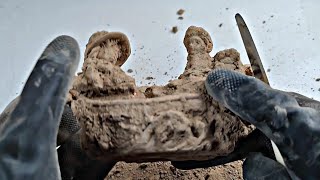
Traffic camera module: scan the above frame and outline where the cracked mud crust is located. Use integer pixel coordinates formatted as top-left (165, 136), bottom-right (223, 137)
top-left (69, 26), bottom-right (254, 179)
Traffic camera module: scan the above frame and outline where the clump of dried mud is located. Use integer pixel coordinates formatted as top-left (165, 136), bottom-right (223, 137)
top-left (106, 161), bottom-right (243, 180)
top-left (69, 26), bottom-right (253, 179)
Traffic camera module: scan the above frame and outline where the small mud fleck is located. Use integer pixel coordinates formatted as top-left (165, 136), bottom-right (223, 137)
top-left (177, 9), bottom-right (185, 15)
top-left (146, 77), bottom-right (154, 80)
top-left (267, 69), bottom-right (271, 72)
top-left (219, 23), bottom-right (223, 28)
top-left (127, 69), bottom-right (133, 73)
top-left (262, 20), bottom-right (266, 24)
top-left (178, 16), bottom-right (184, 20)
top-left (171, 26), bottom-right (178, 34)
top-left (315, 78), bottom-right (320, 82)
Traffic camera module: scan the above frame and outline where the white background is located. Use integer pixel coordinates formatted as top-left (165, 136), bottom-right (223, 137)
top-left (0, 0), bottom-right (319, 111)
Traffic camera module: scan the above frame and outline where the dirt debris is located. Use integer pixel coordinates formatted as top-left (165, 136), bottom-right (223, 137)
top-left (177, 9), bottom-right (185, 21)
top-left (177, 9), bottom-right (185, 15)
top-left (171, 26), bottom-right (178, 34)
top-left (106, 161), bottom-right (243, 180)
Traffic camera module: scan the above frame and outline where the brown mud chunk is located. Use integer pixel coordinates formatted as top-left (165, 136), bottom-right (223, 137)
top-left (106, 161), bottom-right (243, 180)
top-left (177, 9), bottom-right (185, 15)
top-left (171, 26), bottom-right (178, 34)
top-left (244, 64), bottom-right (254, 76)
top-left (127, 69), bottom-right (133, 73)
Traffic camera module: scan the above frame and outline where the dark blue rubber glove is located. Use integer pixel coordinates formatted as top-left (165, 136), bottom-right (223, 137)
top-left (204, 69), bottom-right (320, 179)
top-left (0, 36), bottom-right (80, 179)
top-left (0, 37), bottom-right (116, 180)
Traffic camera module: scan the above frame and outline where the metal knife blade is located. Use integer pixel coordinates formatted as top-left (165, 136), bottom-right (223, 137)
top-left (235, 13), bottom-right (289, 170)
top-left (235, 13), bottom-right (270, 85)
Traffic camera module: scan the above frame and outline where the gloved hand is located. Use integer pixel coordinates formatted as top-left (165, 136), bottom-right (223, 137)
top-left (0, 36), bottom-right (115, 180)
top-left (173, 69), bottom-right (320, 180)
top-left (0, 35), bottom-right (79, 179)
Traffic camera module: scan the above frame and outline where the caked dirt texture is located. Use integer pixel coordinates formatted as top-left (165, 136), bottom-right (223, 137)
top-left (106, 161), bottom-right (243, 180)
top-left (69, 26), bottom-right (253, 179)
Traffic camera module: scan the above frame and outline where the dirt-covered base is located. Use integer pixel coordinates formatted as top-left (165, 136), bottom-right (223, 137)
top-left (106, 161), bottom-right (243, 180)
